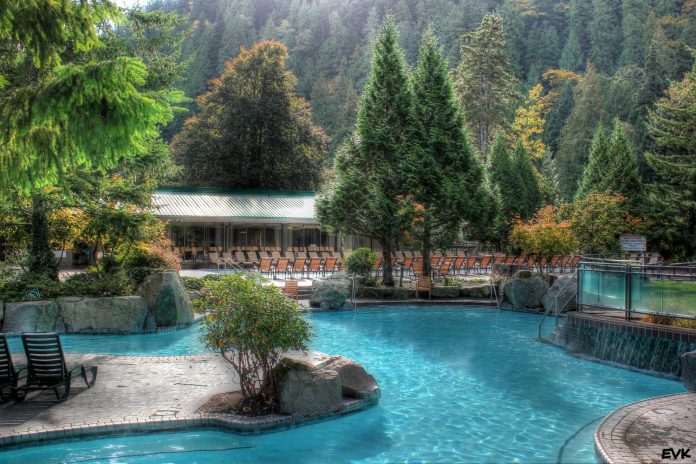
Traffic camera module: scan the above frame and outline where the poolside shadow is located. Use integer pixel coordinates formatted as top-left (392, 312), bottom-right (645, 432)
top-left (0, 387), bottom-right (89, 428)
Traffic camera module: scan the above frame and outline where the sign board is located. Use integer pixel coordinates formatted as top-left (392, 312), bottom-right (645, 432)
top-left (619, 234), bottom-right (646, 252)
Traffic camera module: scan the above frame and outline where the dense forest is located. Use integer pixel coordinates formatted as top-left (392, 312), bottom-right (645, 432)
top-left (154, 0), bottom-right (695, 161)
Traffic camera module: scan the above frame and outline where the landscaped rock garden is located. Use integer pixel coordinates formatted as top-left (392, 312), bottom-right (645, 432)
top-left (200, 351), bottom-right (381, 419)
top-left (0, 271), bottom-right (193, 334)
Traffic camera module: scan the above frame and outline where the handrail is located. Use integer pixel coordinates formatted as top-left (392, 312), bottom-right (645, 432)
top-left (537, 271), bottom-right (577, 340)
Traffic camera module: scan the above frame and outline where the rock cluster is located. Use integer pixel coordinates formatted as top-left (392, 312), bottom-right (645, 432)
top-left (1, 271), bottom-right (192, 334)
top-left (274, 351), bottom-right (380, 417)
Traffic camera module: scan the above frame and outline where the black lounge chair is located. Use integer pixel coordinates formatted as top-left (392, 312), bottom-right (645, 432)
top-left (0, 335), bottom-right (24, 401)
top-left (15, 333), bottom-right (97, 402)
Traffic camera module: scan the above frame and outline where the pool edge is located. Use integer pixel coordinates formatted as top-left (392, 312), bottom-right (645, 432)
top-left (0, 397), bottom-right (379, 450)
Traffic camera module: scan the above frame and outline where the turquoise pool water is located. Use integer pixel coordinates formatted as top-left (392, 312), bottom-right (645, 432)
top-left (0, 307), bottom-right (684, 463)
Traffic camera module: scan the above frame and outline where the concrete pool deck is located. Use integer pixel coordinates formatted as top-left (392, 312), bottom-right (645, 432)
top-left (0, 353), bottom-right (375, 449)
top-left (595, 393), bottom-right (696, 464)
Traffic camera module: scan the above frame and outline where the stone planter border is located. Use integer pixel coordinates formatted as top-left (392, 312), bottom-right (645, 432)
top-left (0, 397), bottom-right (378, 450)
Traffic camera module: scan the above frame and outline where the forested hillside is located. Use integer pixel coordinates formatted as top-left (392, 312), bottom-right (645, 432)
top-left (154, 0), bottom-right (695, 165)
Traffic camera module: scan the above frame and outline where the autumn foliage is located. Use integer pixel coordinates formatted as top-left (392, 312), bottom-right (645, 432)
top-left (509, 205), bottom-right (578, 271)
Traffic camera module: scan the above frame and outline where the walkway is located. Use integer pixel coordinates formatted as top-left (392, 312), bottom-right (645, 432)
top-left (0, 353), bottom-right (237, 445)
top-left (595, 393), bottom-right (696, 464)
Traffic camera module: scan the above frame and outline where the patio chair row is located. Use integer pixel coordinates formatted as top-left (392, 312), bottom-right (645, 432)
top-left (211, 253), bottom-right (343, 279)
top-left (373, 254), bottom-right (582, 277)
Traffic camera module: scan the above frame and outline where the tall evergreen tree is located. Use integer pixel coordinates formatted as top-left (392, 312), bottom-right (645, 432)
top-left (645, 58), bottom-right (696, 258)
top-left (317, 18), bottom-right (414, 286)
top-left (620, 0), bottom-right (653, 67)
top-left (452, 14), bottom-right (518, 155)
top-left (512, 143), bottom-right (544, 220)
top-left (405, 29), bottom-right (487, 277)
top-left (589, 0), bottom-right (623, 73)
top-left (171, 41), bottom-right (327, 190)
top-left (576, 125), bottom-right (611, 199)
top-left (560, 0), bottom-right (593, 72)
top-left (607, 120), bottom-right (643, 207)
top-left (556, 63), bottom-right (606, 200)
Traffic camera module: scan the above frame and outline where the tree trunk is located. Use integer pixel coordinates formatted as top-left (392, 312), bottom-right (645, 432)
top-left (29, 191), bottom-right (58, 280)
top-left (382, 240), bottom-right (395, 287)
top-left (422, 226), bottom-right (432, 278)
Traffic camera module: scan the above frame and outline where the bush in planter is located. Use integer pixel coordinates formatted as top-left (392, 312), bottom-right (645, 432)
top-left (200, 274), bottom-right (312, 401)
top-left (0, 272), bottom-right (63, 302)
top-left (122, 246), bottom-right (178, 288)
top-left (61, 271), bottom-right (132, 297)
top-left (345, 247), bottom-right (377, 280)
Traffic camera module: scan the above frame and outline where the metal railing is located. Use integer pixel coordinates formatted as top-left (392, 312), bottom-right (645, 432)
top-left (577, 260), bottom-right (696, 320)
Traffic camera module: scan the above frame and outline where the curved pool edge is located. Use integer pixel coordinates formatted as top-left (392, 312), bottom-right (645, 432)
top-left (594, 392), bottom-right (696, 464)
top-left (0, 396), bottom-right (378, 451)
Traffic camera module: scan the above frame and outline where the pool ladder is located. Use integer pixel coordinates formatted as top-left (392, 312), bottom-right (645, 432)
top-left (537, 271), bottom-right (578, 340)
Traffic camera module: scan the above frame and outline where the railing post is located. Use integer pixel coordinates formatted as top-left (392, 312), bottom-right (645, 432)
top-left (625, 264), bottom-right (632, 321)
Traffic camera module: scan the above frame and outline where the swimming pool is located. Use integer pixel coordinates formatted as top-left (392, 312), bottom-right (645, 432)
top-left (0, 306), bottom-right (684, 463)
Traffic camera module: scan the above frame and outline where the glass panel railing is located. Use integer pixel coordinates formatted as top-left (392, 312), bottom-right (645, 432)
top-left (631, 274), bottom-right (696, 318)
top-left (578, 267), bottom-right (626, 310)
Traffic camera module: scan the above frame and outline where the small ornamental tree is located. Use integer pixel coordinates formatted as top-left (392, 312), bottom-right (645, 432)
top-left (509, 205), bottom-right (578, 273)
top-left (200, 274), bottom-right (312, 400)
top-left (570, 191), bottom-right (639, 255)
top-left (344, 247), bottom-right (377, 281)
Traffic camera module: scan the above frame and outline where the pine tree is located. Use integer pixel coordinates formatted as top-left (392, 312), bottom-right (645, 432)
top-left (607, 120), bottom-right (643, 207)
top-left (405, 29), bottom-right (486, 277)
top-left (589, 0), bottom-right (622, 73)
top-left (620, 0), bottom-right (653, 67)
top-left (488, 136), bottom-right (541, 245)
top-left (513, 143), bottom-right (544, 220)
top-left (645, 58), bottom-right (696, 258)
top-left (560, 28), bottom-right (584, 72)
top-left (317, 18), bottom-right (414, 286)
top-left (559, 0), bottom-right (593, 72)
top-left (576, 125), bottom-right (611, 199)
top-left (556, 63), bottom-right (607, 200)
top-left (452, 14), bottom-right (518, 155)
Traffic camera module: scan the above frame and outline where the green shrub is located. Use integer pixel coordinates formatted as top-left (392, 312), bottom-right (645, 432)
top-left (122, 248), bottom-right (173, 288)
top-left (200, 274), bottom-right (312, 399)
top-left (61, 271), bottom-right (132, 297)
top-left (181, 276), bottom-right (204, 292)
top-left (434, 277), bottom-right (463, 287)
top-left (345, 247), bottom-right (377, 279)
top-left (0, 272), bottom-right (63, 302)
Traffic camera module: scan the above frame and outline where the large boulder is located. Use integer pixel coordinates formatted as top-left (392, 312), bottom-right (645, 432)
top-left (323, 356), bottom-right (381, 401)
top-left (310, 273), bottom-right (350, 310)
top-left (2, 300), bottom-right (59, 333)
top-left (682, 351), bottom-right (696, 392)
top-left (274, 351), bottom-right (381, 417)
top-left (503, 275), bottom-right (549, 309)
top-left (492, 263), bottom-right (529, 278)
top-left (59, 296), bottom-right (152, 333)
top-left (276, 364), bottom-right (342, 417)
top-left (137, 271), bottom-right (193, 327)
top-left (542, 273), bottom-right (578, 314)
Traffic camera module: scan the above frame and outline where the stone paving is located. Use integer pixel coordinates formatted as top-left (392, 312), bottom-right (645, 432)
top-left (0, 353), bottom-right (238, 441)
top-left (0, 352), bottom-right (376, 449)
top-left (595, 393), bottom-right (696, 464)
